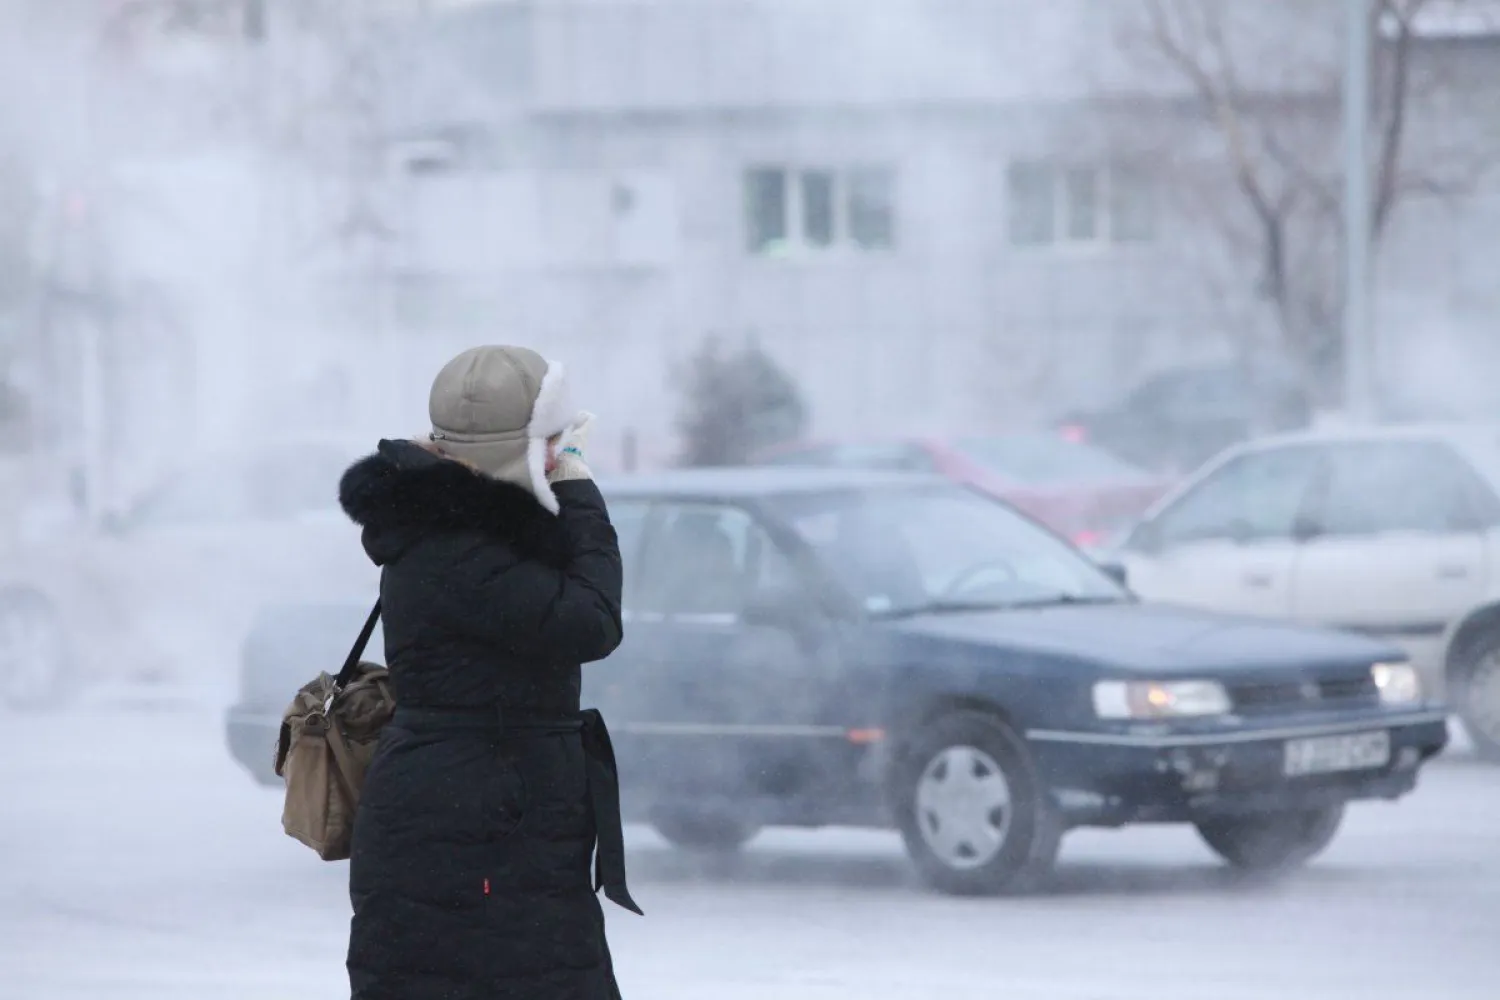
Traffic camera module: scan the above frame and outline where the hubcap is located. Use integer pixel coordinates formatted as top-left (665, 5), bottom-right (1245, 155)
top-left (0, 601), bottom-right (64, 707)
top-left (914, 744), bottom-right (1012, 870)
top-left (1468, 652), bottom-right (1500, 742)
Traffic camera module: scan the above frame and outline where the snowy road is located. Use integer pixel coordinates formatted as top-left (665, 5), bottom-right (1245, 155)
top-left (1, 703), bottom-right (1496, 1000)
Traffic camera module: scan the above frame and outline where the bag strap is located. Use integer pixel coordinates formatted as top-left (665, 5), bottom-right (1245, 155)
top-left (323, 713), bottom-right (364, 802)
top-left (335, 600), bottom-right (382, 689)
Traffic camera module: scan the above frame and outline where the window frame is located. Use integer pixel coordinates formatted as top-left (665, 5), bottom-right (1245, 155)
top-left (744, 164), bottom-right (897, 257)
top-left (1306, 441), bottom-right (1498, 539)
top-left (1132, 446), bottom-right (1326, 550)
top-left (608, 499), bottom-right (654, 619)
top-left (769, 483), bottom-right (1129, 616)
top-left (629, 499), bottom-right (808, 623)
top-left (1006, 161), bottom-right (1156, 250)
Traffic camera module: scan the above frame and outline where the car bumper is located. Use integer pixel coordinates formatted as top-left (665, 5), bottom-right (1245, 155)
top-left (225, 705), bottom-right (282, 787)
top-left (1027, 709), bottom-right (1449, 826)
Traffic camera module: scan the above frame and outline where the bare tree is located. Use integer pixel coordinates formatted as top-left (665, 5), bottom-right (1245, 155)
top-left (675, 335), bottom-right (808, 467)
top-left (1110, 0), bottom-right (1490, 411)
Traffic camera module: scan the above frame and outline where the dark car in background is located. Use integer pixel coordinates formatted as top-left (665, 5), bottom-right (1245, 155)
top-left (228, 469), bottom-right (1447, 895)
top-left (1056, 364), bottom-right (1310, 475)
top-left (753, 433), bottom-right (1171, 547)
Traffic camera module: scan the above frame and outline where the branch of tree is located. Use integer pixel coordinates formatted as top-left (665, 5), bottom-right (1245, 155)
top-left (1143, 1), bottom-right (1280, 231)
top-left (1371, 0), bottom-right (1427, 235)
top-left (1262, 129), bottom-right (1341, 222)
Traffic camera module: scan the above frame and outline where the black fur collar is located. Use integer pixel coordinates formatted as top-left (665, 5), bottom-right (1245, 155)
top-left (339, 438), bottom-right (565, 564)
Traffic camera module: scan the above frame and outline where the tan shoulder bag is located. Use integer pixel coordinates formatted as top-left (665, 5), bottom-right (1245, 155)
top-left (274, 601), bottom-right (394, 861)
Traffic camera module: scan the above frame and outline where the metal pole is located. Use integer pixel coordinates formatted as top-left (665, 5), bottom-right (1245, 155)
top-left (1342, 0), bottom-right (1373, 420)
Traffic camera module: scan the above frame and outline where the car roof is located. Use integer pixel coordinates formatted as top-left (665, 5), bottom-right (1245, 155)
top-left (596, 466), bottom-right (947, 500)
top-left (1238, 420), bottom-right (1500, 452)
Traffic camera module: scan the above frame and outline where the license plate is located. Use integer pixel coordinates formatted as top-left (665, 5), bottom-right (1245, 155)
top-left (1283, 730), bottom-right (1391, 777)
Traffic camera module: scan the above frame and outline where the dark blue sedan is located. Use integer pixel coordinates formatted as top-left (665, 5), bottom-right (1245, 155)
top-left (587, 468), bottom-right (1448, 894)
top-left (226, 468), bottom-right (1450, 896)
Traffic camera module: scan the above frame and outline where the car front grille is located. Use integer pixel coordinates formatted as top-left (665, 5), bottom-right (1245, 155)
top-left (1228, 672), bottom-right (1380, 716)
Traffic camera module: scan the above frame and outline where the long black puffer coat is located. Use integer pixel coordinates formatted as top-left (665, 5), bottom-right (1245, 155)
top-left (337, 438), bottom-right (639, 1000)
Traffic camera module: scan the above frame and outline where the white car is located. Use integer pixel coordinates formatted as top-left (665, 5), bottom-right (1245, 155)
top-left (1114, 423), bottom-right (1500, 761)
top-left (0, 439), bottom-right (377, 708)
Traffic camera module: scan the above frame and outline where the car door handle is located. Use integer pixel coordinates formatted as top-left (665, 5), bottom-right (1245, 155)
top-left (1242, 572), bottom-right (1273, 589)
top-left (1436, 565), bottom-right (1470, 580)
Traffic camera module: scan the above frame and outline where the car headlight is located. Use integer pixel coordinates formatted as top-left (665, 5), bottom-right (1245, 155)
top-left (1371, 661), bottom-right (1421, 706)
top-left (1092, 680), bottom-right (1232, 720)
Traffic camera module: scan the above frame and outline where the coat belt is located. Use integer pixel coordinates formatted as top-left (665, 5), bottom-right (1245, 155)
top-left (390, 705), bottom-right (644, 916)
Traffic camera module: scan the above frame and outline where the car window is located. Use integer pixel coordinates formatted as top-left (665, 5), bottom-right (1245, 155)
top-left (1144, 447), bottom-right (1321, 547)
top-left (752, 528), bottom-right (801, 592)
top-left (634, 503), bottom-right (793, 618)
top-left (1440, 436), bottom-right (1500, 522)
top-left (773, 485), bottom-right (1125, 615)
top-left (609, 501), bottom-right (651, 614)
top-left (1316, 442), bottom-right (1486, 536)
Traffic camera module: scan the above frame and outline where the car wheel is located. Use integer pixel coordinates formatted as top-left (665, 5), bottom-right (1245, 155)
top-left (651, 810), bottom-right (761, 853)
top-left (1196, 804), bottom-right (1344, 872)
top-left (894, 710), bottom-right (1060, 896)
top-left (0, 589), bottom-right (69, 710)
top-left (1453, 638), bottom-right (1500, 763)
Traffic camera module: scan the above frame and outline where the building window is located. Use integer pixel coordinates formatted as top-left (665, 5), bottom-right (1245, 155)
top-left (801, 170), bottom-right (835, 248)
top-left (745, 168), bottom-right (788, 252)
top-left (846, 168), bottom-right (895, 249)
top-left (745, 166), bottom-right (896, 255)
top-left (1007, 162), bottom-right (1155, 247)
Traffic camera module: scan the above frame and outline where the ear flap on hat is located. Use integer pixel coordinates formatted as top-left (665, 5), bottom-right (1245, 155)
top-left (529, 360), bottom-right (576, 440)
top-left (526, 434), bottom-right (558, 514)
top-left (523, 360), bottom-right (575, 514)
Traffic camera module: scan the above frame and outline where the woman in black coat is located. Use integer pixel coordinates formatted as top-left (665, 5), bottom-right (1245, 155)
top-left (337, 345), bottom-right (640, 1000)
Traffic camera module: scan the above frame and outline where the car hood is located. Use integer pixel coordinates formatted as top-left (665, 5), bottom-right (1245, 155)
top-left (883, 601), bottom-right (1400, 676)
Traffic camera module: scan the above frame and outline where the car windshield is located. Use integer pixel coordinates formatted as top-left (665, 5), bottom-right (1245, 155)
top-left (770, 485), bottom-right (1128, 616)
top-left (953, 434), bottom-right (1145, 485)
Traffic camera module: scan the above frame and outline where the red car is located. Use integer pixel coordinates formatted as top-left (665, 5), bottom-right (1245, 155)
top-left (753, 433), bottom-right (1173, 547)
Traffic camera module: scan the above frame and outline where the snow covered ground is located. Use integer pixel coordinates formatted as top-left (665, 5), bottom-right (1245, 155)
top-left (1, 703), bottom-right (1496, 1000)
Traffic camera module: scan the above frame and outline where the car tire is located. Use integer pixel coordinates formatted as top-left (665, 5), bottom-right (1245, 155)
top-left (1451, 633), bottom-right (1500, 764)
top-left (0, 589), bottom-right (70, 711)
top-left (893, 710), bottom-right (1061, 896)
top-left (1196, 804), bottom-right (1344, 872)
top-left (651, 810), bottom-right (761, 853)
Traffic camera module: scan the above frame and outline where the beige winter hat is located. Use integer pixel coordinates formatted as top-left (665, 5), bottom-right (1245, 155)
top-left (427, 345), bottom-right (579, 513)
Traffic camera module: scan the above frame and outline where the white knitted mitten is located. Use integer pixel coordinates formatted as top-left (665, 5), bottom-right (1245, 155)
top-left (548, 411), bottom-right (595, 483)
